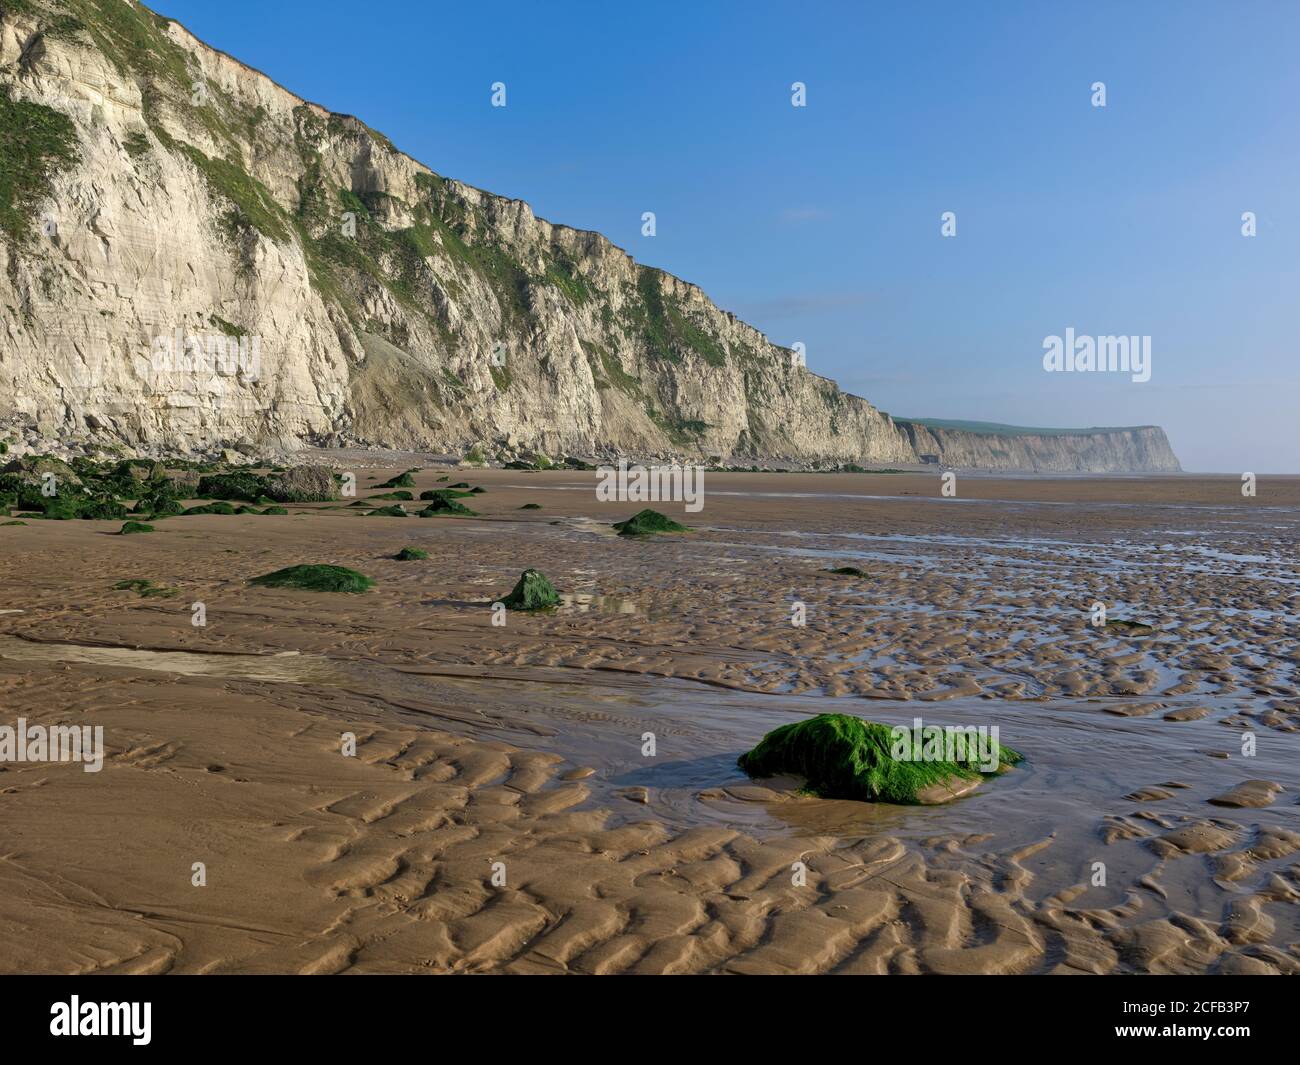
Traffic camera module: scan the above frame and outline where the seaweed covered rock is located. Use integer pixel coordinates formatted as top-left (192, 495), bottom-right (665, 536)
top-left (394, 547), bottom-right (428, 560)
top-left (184, 501), bottom-right (237, 515)
top-left (267, 465), bottom-right (338, 503)
top-left (1, 454), bottom-right (82, 489)
top-left (197, 471), bottom-right (270, 502)
top-left (134, 487), bottom-right (185, 517)
top-left (737, 713), bottom-right (1021, 805)
top-left (418, 494), bottom-right (474, 516)
top-left (827, 565), bottom-right (868, 577)
top-left (249, 564), bottom-right (373, 593)
top-left (612, 508), bottom-right (689, 536)
top-left (119, 521), bottom-right (154, 534)
top-left (500, 569), bottom-right (560, 610)
top-left (79, 498), bottom-right (130, 520)
top-left (376, 470), bottom-right (417, 489)
top-left (367, 504), bottom-right (408, 517)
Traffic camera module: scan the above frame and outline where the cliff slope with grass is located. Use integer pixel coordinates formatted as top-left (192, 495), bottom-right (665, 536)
top-left (0, 0), bottom-right (1179, 472)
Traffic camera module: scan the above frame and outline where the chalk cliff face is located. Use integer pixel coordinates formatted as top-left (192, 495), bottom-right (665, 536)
top-left (897, 422), bottom-right (1181, 474)
top-left (0, 0), bottom-right (1179, 473)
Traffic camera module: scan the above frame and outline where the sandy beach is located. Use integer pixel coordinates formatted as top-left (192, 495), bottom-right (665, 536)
top-left (1, 467), bottom-right (1297, 974)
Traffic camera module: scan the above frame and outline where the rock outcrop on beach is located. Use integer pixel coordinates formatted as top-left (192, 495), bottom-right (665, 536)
top-left (0, 0), bottom-right (1179, 472)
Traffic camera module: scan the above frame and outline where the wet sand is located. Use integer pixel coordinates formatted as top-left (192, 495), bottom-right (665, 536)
top-left (1, 468), bottom-right (1297, 974)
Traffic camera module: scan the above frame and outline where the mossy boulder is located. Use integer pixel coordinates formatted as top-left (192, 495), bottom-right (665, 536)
top-left (369, 490), bottom-right (413, 501)
top-left (196, 471), bottom-right (270, 501)
top-left (375, 471), bottom-right (416, 489)
top-left (612, 508), bottom-right (689, 536)
top-left (32, 496), bottom-right (84, 520)
top-left (418, 494), bottom-right (474, 516)
top-left (267, 465), bottom-right (338, 503)
top-left (1, 454), bottom-right (81, 488)
top-left (394, 547), bottom-right (428, 560)
top-left (119, 521), bottom-right (154, 534)
top-left (184, 501), bottom-right (237, 515)
top-left (27, 495), bottom-right (128, 521)
top-left (249, 564), bottom-right (373, 593)
top-left (737, 713), bottom-right (1021, 805)
top-left (137, 496), bottom-right (185, 518)
top-left (367, 504), bottom-right (408, 517)
top-left (261, 505), bottom-right (288, 515)
top-left (500, 568), bottom-right (560, 611)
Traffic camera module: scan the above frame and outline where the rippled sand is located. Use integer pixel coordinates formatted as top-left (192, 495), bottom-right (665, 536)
top-left (0, 468), bottom-right (1296, 974)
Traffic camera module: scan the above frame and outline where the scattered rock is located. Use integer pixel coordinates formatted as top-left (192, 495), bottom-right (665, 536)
top-left (1208, 780), bottom-right (1283, 809)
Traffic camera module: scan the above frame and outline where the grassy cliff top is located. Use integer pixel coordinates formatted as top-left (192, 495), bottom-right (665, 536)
top-left (894, 417), bottom-right (1156, 437)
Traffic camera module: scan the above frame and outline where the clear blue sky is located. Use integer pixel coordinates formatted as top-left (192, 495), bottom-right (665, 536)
top-left (156, 0), bottom-right (1300, 472)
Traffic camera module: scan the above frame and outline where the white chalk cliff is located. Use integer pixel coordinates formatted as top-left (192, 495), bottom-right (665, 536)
top-left (0, 0), bottom-right (1180, 472)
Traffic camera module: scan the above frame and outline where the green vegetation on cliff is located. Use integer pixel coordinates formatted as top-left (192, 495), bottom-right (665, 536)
top-left (0, 85), bottom-right (79, 247)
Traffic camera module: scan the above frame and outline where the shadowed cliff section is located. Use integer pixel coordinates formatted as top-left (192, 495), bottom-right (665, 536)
top-left (0, 0), bottom-right (1178, 473)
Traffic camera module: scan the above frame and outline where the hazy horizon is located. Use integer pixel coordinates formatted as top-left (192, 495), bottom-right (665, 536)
top-left (156, 0), bottom-right (1300, 473)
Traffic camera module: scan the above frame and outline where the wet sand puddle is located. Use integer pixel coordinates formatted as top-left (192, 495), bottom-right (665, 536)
top-left (6, 623), bottom-right (1297, 958)
top-left (0, 634), bottom-right (344, 685)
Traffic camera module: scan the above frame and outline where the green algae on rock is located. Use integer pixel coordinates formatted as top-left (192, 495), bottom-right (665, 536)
top-left (418, 494), bottom-right (475, 516)
top-left (827, 565), bottom-right (868, 577)
top-left (500, 568), bottom-right (560, 611)
top-left (119, 521), bottom-right (155, 534)
top-left (249, 564), bottom-right (373, 593)
top-left (394, 547), bottom-right (428, 560)
top-left (518, 503), bottom-right (542, 510)
top-left (612, 508), bottom-right (689, 536)
top-left (737, 713), bottom-right (1021, 805)
top-left (367, 504), bottom-right (408, 517)
top-left (183, 501), bottom-right (237, 515)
